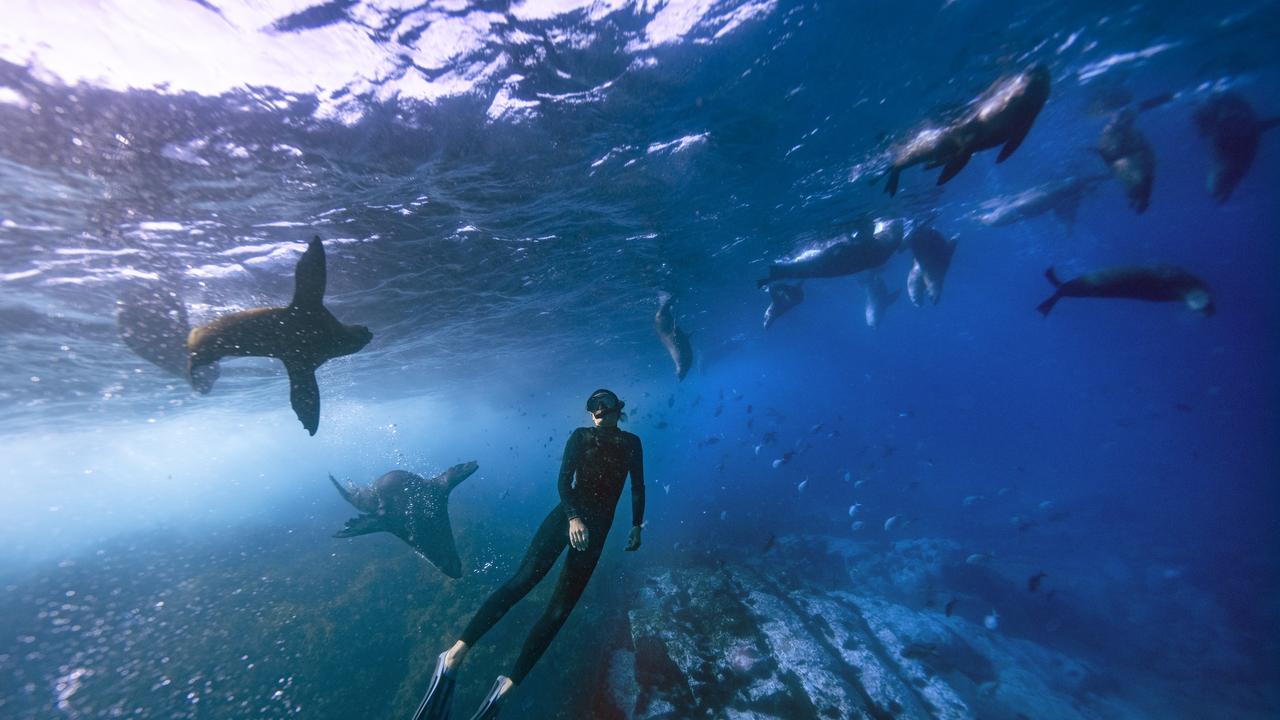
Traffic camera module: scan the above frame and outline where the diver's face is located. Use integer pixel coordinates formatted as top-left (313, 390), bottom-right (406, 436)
top-left (590, 410), bottom-right (618, 427)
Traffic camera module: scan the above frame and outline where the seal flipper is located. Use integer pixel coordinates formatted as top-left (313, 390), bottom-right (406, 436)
top-left (285, 359), bottom-right (321, 435)
top-left (291, 236), bottom-right (327, 309)
top-left (885, 166), bottom-right (902, 196)
top-left (404, 513), bottom-right (463, 579)
top-left (937, 152), bottom-right (972, 184)
top-left (996, 123), bottom-right (1032, 163)
top-left (1037, 266), bottom-right (1064, 316)
top-left (334, 514), bottom-right (387, 538)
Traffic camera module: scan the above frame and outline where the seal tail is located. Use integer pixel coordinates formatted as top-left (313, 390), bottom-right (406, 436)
top-left (1037, 267), bottom-right (1064, 316)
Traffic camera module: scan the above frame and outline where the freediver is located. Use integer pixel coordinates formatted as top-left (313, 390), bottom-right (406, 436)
top-left (412, 388), bottom-right (646, 720)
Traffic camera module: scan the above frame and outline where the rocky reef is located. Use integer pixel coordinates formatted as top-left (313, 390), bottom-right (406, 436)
top-left (593, 534), bottom-right (1271, 720)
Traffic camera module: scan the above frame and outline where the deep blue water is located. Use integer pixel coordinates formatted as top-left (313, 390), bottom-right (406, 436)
top-left (1, 1), bottom-right (1278, 718)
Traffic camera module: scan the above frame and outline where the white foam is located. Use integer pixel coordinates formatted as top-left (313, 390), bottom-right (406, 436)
top-left (1077, 43), bottom-right (1177, 83)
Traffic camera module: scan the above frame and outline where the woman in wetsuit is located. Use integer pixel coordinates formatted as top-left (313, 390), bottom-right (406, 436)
top-left (414, 388), bottom-right (645, 720)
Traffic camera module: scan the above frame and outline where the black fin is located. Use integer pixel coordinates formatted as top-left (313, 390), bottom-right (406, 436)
top-left (1044, 266), bottom-right (1063, 288)
top-left (996, 124), bottom-right (1032, 163)
top-left (885, 167), bottom-right (902, 196)
top-left (334, 514), bottom-right (385, 538)
top-left (291, 236), bottom-right (327, 309)
top-left (285, 359), bottom-right (320, 435)
top-left (937, 153), bottom-right (971, 184)
top-left (1036, 294), bottom-right (1062, 316)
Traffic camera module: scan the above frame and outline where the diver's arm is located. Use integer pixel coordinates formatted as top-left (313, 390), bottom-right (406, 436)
top-left (625, 435), bottom-right (645, 552)
top-left (557, 428), bottom-right (583, 520)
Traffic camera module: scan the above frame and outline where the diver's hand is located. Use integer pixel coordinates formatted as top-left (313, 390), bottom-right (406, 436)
top-left (569, 517), bottom-right (590, 551)
top-left (624, 526), bottom-right (642, 552)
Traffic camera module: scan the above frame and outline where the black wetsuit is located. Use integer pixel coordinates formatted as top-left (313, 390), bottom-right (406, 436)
top-left (460, 425), bottom-right (645, 682)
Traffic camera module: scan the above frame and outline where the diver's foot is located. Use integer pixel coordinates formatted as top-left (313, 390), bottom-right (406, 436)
top-left (411, 652), bottom-right (456, 720)
top-left (467, 676), bottom-right (514, 720)
top-left (443, 642), bottom-right (467, 673)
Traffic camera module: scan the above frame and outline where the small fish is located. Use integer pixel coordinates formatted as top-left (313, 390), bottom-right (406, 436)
top-left (762, 534), bottom-right (776, 552)
top-left (1028, 571), bottom-right (1048, 592)
top-left (850, 521), bottom-right (865, 531)
top-left (746, 404), bottom-right (753, 414)
top-left (714, 405), bottom-right (724, 417)
top-left (720, 510), bottom-right (728, 521)
top-left (848, 503), bottom-right (863, 516)
top-left (966, 553), bottom-right (993, 565)
top-left (854, 479), bottom-right (866, 489)
top-left (1038, 500), bottom-right (1056, 511)
top-left (499, 489), bottom-right (510, 500)
top-left (884, 515), bottom-right (901, 531)
top-left (984, 610), bottom-right (999, 630)
top-left (797, 479), bottom-right (808, 493)
top-left (754, 444), bottom-right (763, 455)
top-left (810, 423), bottom-right (824, 433)
top-left (962, 495), bottom-right (984, 506)
top-left (842, 470), bottom-right (851, 483)
top-left (1011, 515), bottom-right (1035, 532)
top-left (944, 598), bottom-right (958, 617)
top-left (977, 680), bottom-right (1000, 697)
top-left (662, 484), bottom-right (671, 494)
top-left (772, 458), bottom-right (784, 470)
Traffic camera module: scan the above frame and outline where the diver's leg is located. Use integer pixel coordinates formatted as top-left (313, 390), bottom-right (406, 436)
top-left (457, 508), bottom-right (568, 652)
top-left (508, 535), bottom-right (605, 683)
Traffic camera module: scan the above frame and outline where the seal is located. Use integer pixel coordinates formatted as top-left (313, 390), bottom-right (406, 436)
top-left (1096, 108), bottom-right (1156, 213)
top-left (116, 278), bottom-right (220, 393)
top-left (1193, 91), bottom-right (1280, 203)
top-left (1036, 265), bottom-right (1214, 316)
top-left (186, 236), bottom-right (373, 435)
top-left (762, 282), bottom-right (804, 329)
top-left (971, 175), bottom-right (1108, 229)
top-left (757, 218), bottom-right (903, 287)
top-left (655, 292), bottom-right (693, 380)
top-left (905, 225), bottom-right (957, 306)
top-left (330, 461), bottom-right (479, 578)
top-left (885, 63), bottom-right (1051, 196)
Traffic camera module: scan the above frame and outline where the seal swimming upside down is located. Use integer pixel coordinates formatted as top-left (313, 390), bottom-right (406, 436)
top-left (655, 292), bottom-right (693, 380)
top-left (187, 236), bottom-right (373, 435)
top-left (1036, 265), bottom-right (1214, 316)
top-left (1193, 91), bottom-right (1280, 203)
top-left (330, 461), bottom-right (479, 578)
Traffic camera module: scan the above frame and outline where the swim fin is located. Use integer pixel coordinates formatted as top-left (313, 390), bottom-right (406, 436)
top-left (411, 652), bottom-right (456, 720)
top-left (467, 676), bottom-right (513, 720)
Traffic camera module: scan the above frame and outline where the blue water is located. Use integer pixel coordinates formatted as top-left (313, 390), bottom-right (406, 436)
top-left (1, 1), bottom-right (1278, 718)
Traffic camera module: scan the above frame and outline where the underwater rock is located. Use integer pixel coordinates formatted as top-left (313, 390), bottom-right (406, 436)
top-left (607, 535), bottom-right (1160, 720)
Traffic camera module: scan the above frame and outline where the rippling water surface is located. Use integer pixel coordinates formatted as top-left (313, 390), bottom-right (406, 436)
top-left (1, 1), bottom-right (1278, 719)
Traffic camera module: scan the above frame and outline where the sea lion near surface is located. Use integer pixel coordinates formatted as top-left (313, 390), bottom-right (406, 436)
top-left (1096, 108), bottom-right (1156, 213)
top-left (757, 218), bottom-right (903, 287)
top-left (1036, 265), bottom-right (1214, 316)
top-left (116, 279), bottom-right (220, 393)
top-left (187, 236), bottom-right (373, 435)
top-left (330, 461), bottom-right (479, 579)
top-left (905, 226), bottom-right (957, 306)
top-left (762, 282), bottom-right (804, 329)
top-left (885, 63), bottom-right (1051, 196)
top-left (655, 292), bottom-right (693, 380)
top-left (1193, 91), bottom-right (1280, 203)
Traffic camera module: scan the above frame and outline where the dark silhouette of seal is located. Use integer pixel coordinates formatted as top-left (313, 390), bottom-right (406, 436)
top-left (330, 461), bottom-right (479, 578)
top-left (885, 63), bottom-right (1051, 196)
top-left (1096, 108), bottom-right (1156, 213)
top-left (905, 225), bottom-right (957, 306)
top-left (655, 292), bottom-right (693, 380)
top-left (1036, 265), bottom-right (1214, 316)
top-left (117, 279), bottom-right (220, 393)
top-left (187, 236), bottom-right (372, 435)
top-left (762, 283), bottom-right (804, 329)
top-left (1193, 92), bottom-right (1279, 203)
top-left (757, 218), bottom-right (903, 287)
